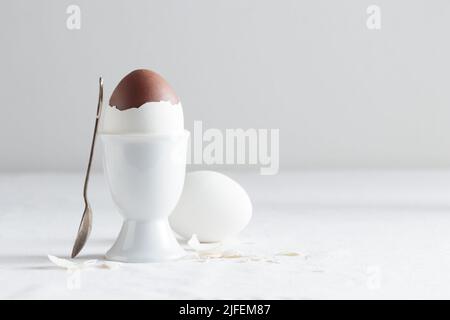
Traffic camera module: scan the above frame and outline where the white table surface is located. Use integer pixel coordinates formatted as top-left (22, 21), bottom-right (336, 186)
top-left (1, 170), bottom-right (450, 299)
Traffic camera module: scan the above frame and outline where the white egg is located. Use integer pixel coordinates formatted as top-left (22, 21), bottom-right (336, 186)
top-left (169, 171), bottom-right (252, 243)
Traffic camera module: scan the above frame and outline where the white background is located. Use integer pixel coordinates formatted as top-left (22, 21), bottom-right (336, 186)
top-left (1, 0), bottom-right (450, 171)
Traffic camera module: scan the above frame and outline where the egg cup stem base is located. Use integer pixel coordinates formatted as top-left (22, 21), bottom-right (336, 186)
top-left (105, 219), bottom-right (185, 263)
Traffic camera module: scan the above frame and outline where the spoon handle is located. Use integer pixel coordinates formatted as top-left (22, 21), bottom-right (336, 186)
top-left (83, 77), bottom-right (103, 202)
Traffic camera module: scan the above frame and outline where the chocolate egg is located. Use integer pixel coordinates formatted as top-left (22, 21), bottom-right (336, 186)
top-left (101, 69), bottom-right (184, 135)
top-left (109, 69), bottom-right (179, 110)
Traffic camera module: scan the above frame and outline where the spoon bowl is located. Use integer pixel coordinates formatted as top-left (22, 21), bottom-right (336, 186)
top-left (71, 203), bottom-right (92, 258)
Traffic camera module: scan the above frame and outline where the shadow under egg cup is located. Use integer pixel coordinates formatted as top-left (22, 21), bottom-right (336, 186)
top-left (101, 130), bottom-right (189, 262)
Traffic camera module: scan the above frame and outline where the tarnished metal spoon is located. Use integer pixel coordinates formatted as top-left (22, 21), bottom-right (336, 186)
top-left (71, 77), bottom-right (104, 258)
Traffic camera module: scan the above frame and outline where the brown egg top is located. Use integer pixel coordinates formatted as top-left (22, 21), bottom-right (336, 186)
top-left (109, 69), bottom-right (179, 110)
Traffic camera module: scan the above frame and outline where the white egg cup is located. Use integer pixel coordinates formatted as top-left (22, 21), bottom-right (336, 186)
top-left (101, 131), bottom-right (189, 263)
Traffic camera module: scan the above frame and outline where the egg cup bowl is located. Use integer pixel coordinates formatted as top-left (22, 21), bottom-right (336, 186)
top-left (101, 130), bottom-right (189, 263)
